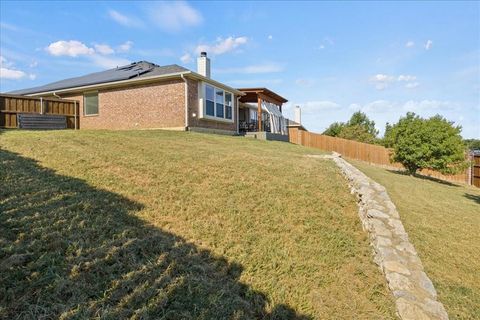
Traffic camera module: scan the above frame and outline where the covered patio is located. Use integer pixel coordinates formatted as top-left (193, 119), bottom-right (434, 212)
top-left (237, 88), bottom-right (288, 135)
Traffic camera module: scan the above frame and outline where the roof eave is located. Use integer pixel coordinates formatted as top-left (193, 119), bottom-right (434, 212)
top-left (24, 71), bottom-right (192, 97)
top-left (24, 70), bottom-right (245, 97)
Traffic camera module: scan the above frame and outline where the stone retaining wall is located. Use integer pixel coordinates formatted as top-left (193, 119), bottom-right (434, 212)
top-left (309, 153), bottom-right (448, 320)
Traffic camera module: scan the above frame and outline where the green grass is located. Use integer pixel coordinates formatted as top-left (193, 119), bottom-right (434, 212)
top-left (350, 160), bottom-right (480, 320)
top-left (0, 129), bottom-right (396, 319)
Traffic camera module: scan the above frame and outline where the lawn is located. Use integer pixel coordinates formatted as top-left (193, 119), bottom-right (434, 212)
top-left (350, 160), bottom-right (480, 320)
top-left (0, 129), bottom-right (396, 319)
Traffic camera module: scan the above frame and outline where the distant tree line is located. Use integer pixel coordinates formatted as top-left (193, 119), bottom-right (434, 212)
top-left (322, 111), bottom-right (470, 175)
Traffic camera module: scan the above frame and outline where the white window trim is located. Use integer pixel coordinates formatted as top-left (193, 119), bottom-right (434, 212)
top-left (199, 82), bottom-right (234, 123)
top-left (83, 91), bottom-right (99, 117)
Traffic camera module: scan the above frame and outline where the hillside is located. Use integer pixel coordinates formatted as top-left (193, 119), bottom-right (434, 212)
top-left (0, 130), bottom-right (396, 319)
top-left (351, 160), bottom-right (480, 319)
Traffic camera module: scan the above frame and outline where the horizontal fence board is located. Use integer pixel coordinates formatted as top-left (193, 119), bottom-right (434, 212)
top-left (289, 127), bottom-right (472, 186)
top-left (1, 94), bottom-right (79, 129)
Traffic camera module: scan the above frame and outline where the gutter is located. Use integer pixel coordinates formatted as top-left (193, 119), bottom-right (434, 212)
top-left (180, 74), bottom-right (189, 130)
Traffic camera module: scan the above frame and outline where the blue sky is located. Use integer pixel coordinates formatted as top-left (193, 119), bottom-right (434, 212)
top-left (1, 1), bottom-right (479, 138)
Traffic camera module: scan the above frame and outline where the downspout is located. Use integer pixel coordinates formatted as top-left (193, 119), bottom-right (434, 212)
top-left (180, 74), bottom-right (189, 131)
top-left (236, 96), bottom-right (240, 134)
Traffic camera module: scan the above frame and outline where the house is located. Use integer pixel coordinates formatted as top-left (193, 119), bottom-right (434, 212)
top-left (9, 53), bottom-right (288, 137)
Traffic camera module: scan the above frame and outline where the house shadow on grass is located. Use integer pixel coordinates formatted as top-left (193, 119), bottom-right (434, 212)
top-left (0, 150), bottom-right (310, 320)
top-left (464, 193), bottom-right (480, 205)
top-left (386, 169), bottom-right (460, 187)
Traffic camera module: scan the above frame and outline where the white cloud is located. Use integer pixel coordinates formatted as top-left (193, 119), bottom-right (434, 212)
top-left (268, 35), bottom-right (273, 40)
top-left (90, 55), bottom-right (131, 69)
top-left (370, 74), bottom-right (395, 90)
top-left (149, 1), bottom-right (202, 32)
top-left (370, 74), bottom-right (420, 90)
top-left (319, 45), bottom-right (325, 50)
top-left (94, 44), bottom-right (114, 55)
top-left (0, 67), bottom-right (26, 79)
top-left (180, 53), bottom-right (192, 64)
top-left (0, 56), bottom-right (35, 80)
top-left (108, 10), bottom-right (143, 28)
top-left (405, 41), bottom-right (415, 48)
top-left (46, 40), bottom-right (94, 57)
top-left (118, 41), bottom-right (133, 52)
top-left (295, 78), bottom-right (314, 87)
top-left (227, 78), bottom-right (283, 86)
top-left (403, 100), bottom-right (458, 112)
top-left (405, 82), bottom-right (420, 89)
top-left (295, 100), bottom-right (341, 113)
top-left (425, 40), bottom-right (433, 50)
top-left (196, 36), bottom-right (248, 55)
top-left (371, 74), bottom-right (395, 82)
top-left (215, 63), bottom-right (283, 74)
top-left (397, 75), bottom-right (417, 81)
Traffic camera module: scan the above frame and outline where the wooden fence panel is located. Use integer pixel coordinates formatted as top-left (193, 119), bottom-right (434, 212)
top-left (472, 156), bottom-right (480, 188)
top-left (0, 94), bottom-right (79, 129)
top-left (289, 128), bottom-right (471, 185)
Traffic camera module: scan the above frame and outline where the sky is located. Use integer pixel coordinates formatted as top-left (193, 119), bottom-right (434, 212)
top-left (1, 1), bottom-right (479, 138)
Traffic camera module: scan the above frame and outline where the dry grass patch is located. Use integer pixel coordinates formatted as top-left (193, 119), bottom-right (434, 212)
top-left (1, 130), bottom-right (396, 319)
top-left (350, 160), bottom-right (480, 320)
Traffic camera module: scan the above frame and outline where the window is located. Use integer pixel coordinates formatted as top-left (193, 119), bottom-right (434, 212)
top-left (202, 84), bottom-right (234, 121)
top-left (84, 92), bottom-right (98, 115)
top-left (215, 88), bottom-right (224, 118)
top-left (205, 85), bottom-right (215, 116)
top-left (225, 92), bottom-right (232, 119)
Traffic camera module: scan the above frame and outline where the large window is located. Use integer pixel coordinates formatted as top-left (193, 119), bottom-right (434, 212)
top-left (203, 84), bottom-right (233, 121)
top-left (205, 85), bottom-right (215, 116)
top-left (225, 92), bottom-right (232, 120)
top-left (84, 92), bottom-right (98, 115)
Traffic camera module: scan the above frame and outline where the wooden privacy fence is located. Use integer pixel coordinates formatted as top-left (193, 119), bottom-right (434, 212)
top-left (289, 127), bottom-right (471, 185)
top-left (472, 155), bottom-right (480, 188)
top-left (0, 94), bottom-right (79, 129)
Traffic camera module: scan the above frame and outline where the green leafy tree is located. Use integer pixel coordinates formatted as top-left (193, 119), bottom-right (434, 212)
top-left (464, 139), bottom-right (480, 151)
top-left (322, 122), bottom-right (345, 137)
top-left (323, 111), bottom-right (379, 143)
top-left (338, 125), bottom-right (378, 144)
top-left (385, 112), bottom-right (469, 175)
top-left (347, 111), bottom-right (379, 137)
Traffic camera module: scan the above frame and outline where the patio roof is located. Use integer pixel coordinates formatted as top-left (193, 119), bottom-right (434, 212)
top-left (238, 88), bottom-right (288, 106)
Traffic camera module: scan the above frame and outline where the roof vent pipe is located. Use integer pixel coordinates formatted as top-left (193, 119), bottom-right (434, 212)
top-left (295, 106), bottom-right (301, 124)
top-left (197, 52), bottom-right (210, 78)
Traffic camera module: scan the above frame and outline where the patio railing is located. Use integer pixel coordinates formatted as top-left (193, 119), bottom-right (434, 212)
top-left (239, 120), bottom-right (271, 133)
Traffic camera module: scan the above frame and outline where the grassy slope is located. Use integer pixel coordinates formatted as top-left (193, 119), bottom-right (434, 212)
top-left (351, 160), bottom-right (480, 320)
top-left (1, 130), bottom-right (396, 319)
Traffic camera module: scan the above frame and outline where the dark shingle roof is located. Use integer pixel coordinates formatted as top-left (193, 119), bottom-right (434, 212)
top-left (9, 61), bottom-right (189, 95)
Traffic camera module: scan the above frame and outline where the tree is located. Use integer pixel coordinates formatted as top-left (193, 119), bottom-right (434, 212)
top-left (338, 125), bottom-right (378, 144)
top-left (347, 111), bottom-right (379, 137)
top-left (385, 112), bottom-right (469, 175)
top-left (323, 111), bottom-right (379, 143)
top-left (323, 122), bottom-right (345, 137)
top-left (464, 139), bottom-right (480, 151)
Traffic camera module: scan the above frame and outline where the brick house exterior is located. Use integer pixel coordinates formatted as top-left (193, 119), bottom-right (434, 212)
top-left (9, 59), bottom-right (243, 134)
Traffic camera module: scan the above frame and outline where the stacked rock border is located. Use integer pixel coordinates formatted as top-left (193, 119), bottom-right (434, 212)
top-left (309, 153), bottom-right (448, 320)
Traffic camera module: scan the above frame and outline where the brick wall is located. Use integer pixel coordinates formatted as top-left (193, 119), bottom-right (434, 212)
top-left (186, 78), bottom-right (237, 133)
top-left (62, 79), bottom-right (186, 130)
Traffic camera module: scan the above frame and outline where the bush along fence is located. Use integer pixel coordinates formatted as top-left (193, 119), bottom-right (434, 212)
top-left (0, 94), bottom-right (79, 129)
top-left (289, 127), bottom-right (473, 186)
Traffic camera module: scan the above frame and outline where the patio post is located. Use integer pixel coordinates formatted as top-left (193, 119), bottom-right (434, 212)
top-left (257, 96), bottom-right (262, 131)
